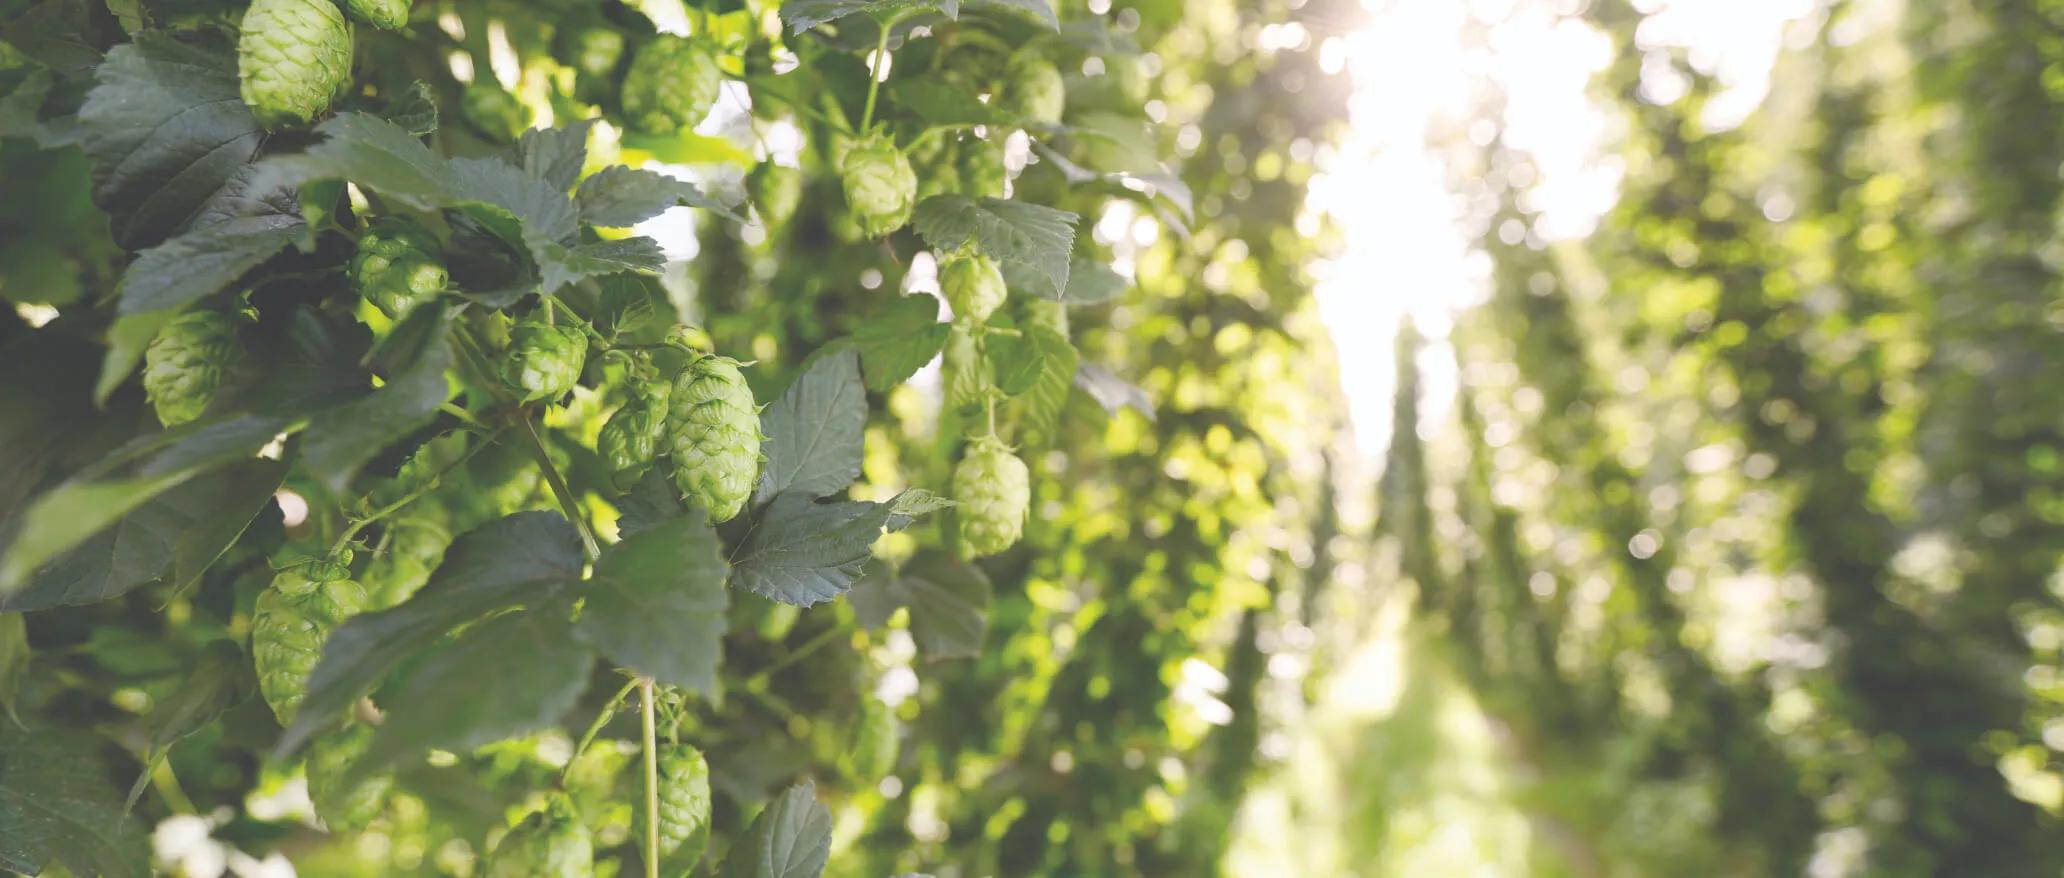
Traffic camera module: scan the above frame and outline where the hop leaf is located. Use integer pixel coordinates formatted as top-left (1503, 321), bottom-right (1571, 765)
top-left (503, 321), bottom-right (589, 403)
top-left (1000, 51), bottom-right (1065, 127)
top-left (253, 562), bottom-right (368, 725)
top-left (953, 436), bottom-right (1029, 557)
top-left (941, 252), bottom-right (1006, 323)
top-left (634, 744), bottom-right (712, 873)
top-left (238, 0), bottom-right (354, 129)
top-left (598, 378), bottom-right (671, 488)
top-left (942, 325), bottom-right (990, 412)
top-left (348, 218), bottom-right (447, 318)
top-left (486, 796), bottom-right (593, 878)
top-left (841, 136), bottom-right (918, 238)
top-left (142, 310), bottom-right (240, 427)
top-left (620, 36), bottom-right (722, 135)
top-left (668, 354), bottom-right (761, 523)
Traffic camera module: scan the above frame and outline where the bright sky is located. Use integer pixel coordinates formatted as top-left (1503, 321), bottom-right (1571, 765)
top-left (1311, 0), bottom-right (1816, 459)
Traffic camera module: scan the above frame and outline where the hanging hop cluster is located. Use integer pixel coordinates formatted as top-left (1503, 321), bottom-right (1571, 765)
top-left (597, 375), bottom-right (671, 488)
top-left (348, 219), bottom-right (447, 319)
top-left (840, 135), bottom-right (918, 238)
top-left (634, 744), bottom-right (713, 873)
top-left (667, 352), bottom-right (762, 523)
top-left (252, 553), bottom-right (367, 725)
top-left (942, 251), bottom-right (1007, 323)
top-left (142, 310), bottom-right (240, 427)
top-left (953, 435), bottom-right (1030, 557)
top-left (620, 36), bottom-right (721, 135)
top-left (1001, 50), bottom-right (1066, 126)
top-left (485, 796), bottom-right (592, 878)
top-left (503, 320), bottom-right (589, 403)
top-left (237, 0), bottom-right (353, 128)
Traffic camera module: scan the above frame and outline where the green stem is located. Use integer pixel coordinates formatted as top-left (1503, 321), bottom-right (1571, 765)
top-left (561, 677), bottom-right (640, 785)
top-left (329, 427), bottom-right (505, 557)
top-left (860, 15), bottom-right (900, 133)
top-left (640, 678), bottom-right (661, 878)
top-left (438, 402), bottom-right (490, 431)
top-left (520, 415), bottom-right (601, 562)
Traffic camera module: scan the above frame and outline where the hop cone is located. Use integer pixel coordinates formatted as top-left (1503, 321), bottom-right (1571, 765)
top-left (253, 558), bottom-right (367, 725)
top-left (941, 252), bottom-right (1006, 323)
top-left (238, 0), bottom-right (353, 129)
top-left (348, 218), bottom-right (446, 318)
top-left (562, 27), bottom-right (625, 78)
top-left (1001, 52), bottom-right (1065, 126)
top-left (942, 326), bottom-right (989, 412)
top-left (503, 321), bottom-right (588, 403)
top-left (143, 310), bottom-right (238, 427)
top-left (305, 723), bottom-right (393, 830)
top-left (360, 515), bottom-right (450, 608)
top-left (343, 0), bottom-right (409, 30)
top-left (667, 355), bottom-right (760, 523)
top-left (959, 136), bottom-right (1008, 199)
top-left (840, 136), bottom-right (917, 238)
top-left (633, 744), bottom-right (712, 875)
top-left (842, 700), bottom-right (900, 783)
top-left (953, 437), bottom-right (1029, 557)
top-left (912, 137), bottom-right (962, 203)
top-left (598, 377), bottom-right (671, 488)
top-left (486, 797), bottom-right (593, 878)
top-left (620, 36), bottom-right (721, 135)
top-left (462, 83), bottom-right (532, 142)
top-left (749, 162), bottom-right (804, 228)
top-left (1018, 297), bottom-right (1068, 337)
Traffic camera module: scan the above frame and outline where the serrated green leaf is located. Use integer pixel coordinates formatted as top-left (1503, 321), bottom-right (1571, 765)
top-left (912, 195), bottom-right (1078, 300)
top-left (144, 640), bottom-right (248, 751)
top-left (113, 215), bottom-right (302, 316)
top-left (1032, 140), bottom-right (1193, 221)
top-left (77, 34), bottom-right (262, 248)
top-left (1038, 258), bottom-right (1127, 304)
top-left (1074, 361), bottom-right (1154, 420)
top-left (577, 165), bottom-right (738, 227)
top-left (781, 0), bottom-right (959, 34)
top-left (378, 81), bottom-right (439, 137)
top-left (966, 0), bottom-right (1057, 28)
top-left (356, 608), bottom-right (593, 782)
top-left (1015, 325), bottom-right (1076, 445)
top-left (890, 80), bottom-right (1014, 128)
top-left (520, 118), bottom-right (595, 192)
top-left (1, 0), bottom-right (117, 77)
top-left (0, 615), bottom-right (26, 726)
top-left (576, 514), bottom-right (728, 693)
top-left (754, 349), bottom-right (868, 506)
top-left (983, 323), bottom-right (1045, 396)
top-left (854, 294), bottom-right (949, 391)
top-left (719, 780), bottom-right (832, 878)
top-left (849, 554), bottom-right (989, 659)
top-left (277, 512), bottom-right (585, 757)
top-left (0, 722), bottom-right (150, 878)
top-left (729, 492), bottom-right (923, 607)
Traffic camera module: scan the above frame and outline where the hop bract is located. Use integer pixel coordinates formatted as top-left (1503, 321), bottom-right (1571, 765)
top-left (840, 136), bottom-right (918, 238)
top-left (634, 744), bottom-right (712, 873)
top-left (143, 310), bottom-right (239, 427)
top-left (253, 557), bottom-right (367, 725)
top-left (238, 0), bottom-right (353, 128)
top-left (343, 0), bottom-right (411, 30)
top-left (942, 252), bottom-right (1007, 323)
top-left (598, 377), bottom-right (671, 487)
top-left (503, 321), bottom-right (589, 403)
top-left (668, 354), bottom-right (761, 523)
top-left (348, 219), bottom-right (446, 318)
top-left (954, 436), bottom-right (1030, 557)
top-left (620, 36), bottom-right (721, 135)
top-left (485, 797), bottom-right (592, 878)
top-left (1001, 51), bottom-right (1066, 127)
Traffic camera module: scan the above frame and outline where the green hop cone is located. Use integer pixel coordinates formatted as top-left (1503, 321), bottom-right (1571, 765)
top-left (953, 436), bottom-right (1029, 557)
top-left (958, 137), bottom-right (1008, 199)
top-left (840, 136), bottom-right (917, 238)
top-left (503, 321), bottom-right (589, 403)
top-left (842, 699), bottom-right (900, 784)
top-left (942, 325), bottom-right (989, 412)
top-left (1018, 297), bottom-right (1068, 337)
top-left (305, 723), bottom-right (393, 831)
top-left (598, 377), bottom-right (671, 488)
top-left (143, 310), bottom-right (239, 427)
top-left (941, 252), bottom-right (1006, 323)
top-left (343, 0), bottom-right (410, 30)
top-left (487, 797), bottom-right (592, 878)
top-left (562, 27), bottom-right (626, 79)
top-left (912, 137), bottom-right (962, 203)
top-left (462, 83), bottom-right (532, 142)
top-left (253, 558), bottom-right (367, 725)
top-left (621, 36), bottom-right (721, 135)
top-left (360, 515), bottom-right (450, 608)
top-left (238, 0), bottom-right (353, 129)
top-left (348, 218), bottom-right (446, 318)
top-left (1001, 51), bottom-right (1065, 127)
top-left (667, 354), bottom-right (760, 523)
top-left (748, 162), bottom-right (804, 228)
top-left (633, 744), bottom-right (712, 874)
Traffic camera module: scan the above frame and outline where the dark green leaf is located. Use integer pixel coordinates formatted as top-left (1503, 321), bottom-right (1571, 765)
top-left (519, 118), bottom-right (595, 192)
top-left (889, 80), bottom-right (1014, 127)
top-left (145, 641), bottom-right (248, 750)
top-left (113, 215), bottom-right (302, 315)
top-left (1038, 258), bottom-right (1127, 304)
top-left (77, 34), bottom-right (263, 249)
top-left (299, 307), bottom-right (454, 493)
top-left (848, 554), bottom-right (989, 659)
top-left (730, 492), bottom-right (923, 607)
top-left (781, 0), bottom-right (958, 34)
top-left (853, 294), bottom-right (949, 391)
top-left (536, 236), bottom-right (667, 293)
top-left (576, 165), bottom-right (737, 227)
top-left (912, 195), bottom-right (1078, 300)
top-left (754, 349), bottom-right (868, 506)
top-left (719, 780), bottom-right (832, 878)
top-left (1074, 361), bottom-right (1154, 420)
top-left (577, 515), bottom-right (729, 693)
top-left (1032, 140), bottom-right (1192, 221)
top-left (357, 608), bottom-right (593, 780)
top-left (378, 81), bottom-right (439, 137)
top-left (0, 722), bottom-right (150, 878)
top-left (983, 323), bottom-right (1046, 396)
top-left (277, 512), bottom-right (584, 757)
top-left (1, 0), bottom-right (118, 77)
top-left (966, 0), bottom-right (1057, 28)
top-left (616, 465), bottom-right (688, 538)
top-left (0, 615), bottom-right (25, 726)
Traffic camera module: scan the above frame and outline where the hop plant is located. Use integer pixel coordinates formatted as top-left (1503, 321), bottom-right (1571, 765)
top-left (237, 0), bottom-right (353, 129)
top-left (620, 36), bottom-right (721, 135)
top-left (942, 252), bottom-right (1007, 323)
top-left (953, 436), bottom-right (1029, 557)
top-left (942, 326), bottom-right (990, 412)
top-left (667, 353), bottom-right (761, 523)
top-left (305, 723), bottom-right (393, 831)
top-left (486, 797), bottom-right (593, 878)
top-left (842, 699), bottom-right (900, 783)
top-left (252, 555), bottom-right (367, 725)
top-left (348, 218), bottom-right (446, 318)
top-left (1001, 51), bottom-right (1066, 126)
top-left (598, 376), bottom-right (671, 488)
top-left (462, 83), bottom-right (532, 142)
top-left (142, 310), bottom-right (239, 427)
top-left (633, 744), bottom-right (712, 873)
top-left (959, 136), bottom-right (1008, 199)
top-left (343, 0), bottom-right (410, 30)
top-left (840, 136), bottom-right (917, 238)
top-left (749, 162), bottom-right (804, 229)
top-left (503, 320), bottom-right (589, 403)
